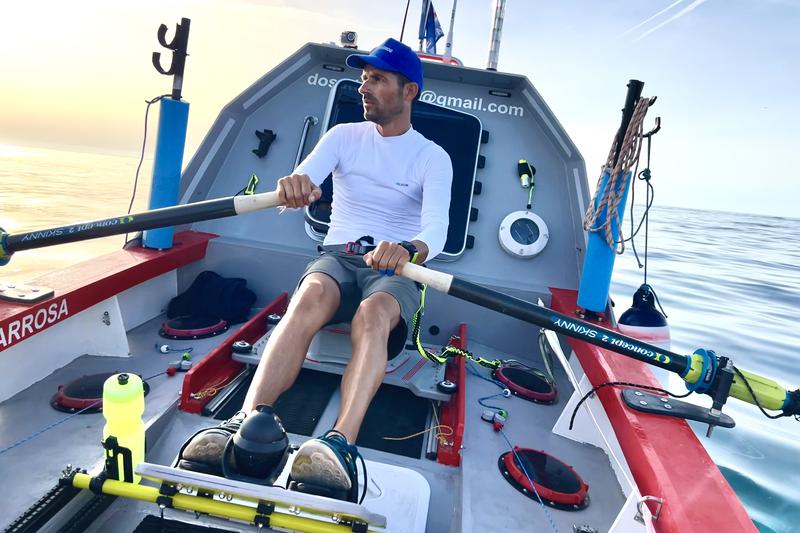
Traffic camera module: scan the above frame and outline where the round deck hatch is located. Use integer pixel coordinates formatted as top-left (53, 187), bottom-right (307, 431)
top-left (498, 448), bottom-right (589, 510)
top-left (51, 372), bottom-right (150, 413)
top-left (493, 365), bottom-right (557, 404)
top-left (160, 315), bottom-right (229, 340)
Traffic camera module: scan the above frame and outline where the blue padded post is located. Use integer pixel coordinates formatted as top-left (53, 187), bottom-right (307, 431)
top-left (143, 97), bottom-right (190, 249)
top-left (577, 170), bottom-right (632, 313)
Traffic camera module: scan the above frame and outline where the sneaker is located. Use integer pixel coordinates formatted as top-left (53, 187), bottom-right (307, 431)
top-left (175, 411), bottom-right (248, 476)
top-left (290, 430), bottom-right (367, 503)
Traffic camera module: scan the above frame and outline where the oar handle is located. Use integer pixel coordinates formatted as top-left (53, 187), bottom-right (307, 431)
top-left (399, 262), bottom-right (453, 292)
top-left (232, 191), bottom-right (281, 214)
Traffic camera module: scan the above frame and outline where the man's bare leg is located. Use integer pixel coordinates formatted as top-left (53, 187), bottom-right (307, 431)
top-left (241, 273), bottom-right (340, 412)
top-left (334, 292), bottom-right (400, 443)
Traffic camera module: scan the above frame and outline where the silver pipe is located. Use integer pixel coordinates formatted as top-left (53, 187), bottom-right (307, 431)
top-left (443, 0), bottom-right (458, 61)
top-left (487, 0), bottom-right (506, 71)
top-left (294, 115), bottom-right (319, 169)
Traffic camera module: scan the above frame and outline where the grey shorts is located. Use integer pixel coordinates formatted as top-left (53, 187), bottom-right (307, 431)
top-left (298, 252), bottom-right (421, 359)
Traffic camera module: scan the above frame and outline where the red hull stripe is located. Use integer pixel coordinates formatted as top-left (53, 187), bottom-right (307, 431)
top-left (549, 288), bottom-right (755, 533)
top-left (0, 231), bottom-right (216, 353)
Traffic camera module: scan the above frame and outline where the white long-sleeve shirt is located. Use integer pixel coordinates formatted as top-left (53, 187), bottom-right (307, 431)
top-left (295, 121), bottom-right (453, 260)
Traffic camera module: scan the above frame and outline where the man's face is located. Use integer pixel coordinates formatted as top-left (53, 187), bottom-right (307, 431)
top-left (358, 65), bottom-right (408, 125)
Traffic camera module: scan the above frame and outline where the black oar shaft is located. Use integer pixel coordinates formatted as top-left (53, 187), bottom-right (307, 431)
top-left (448, 277), bottom-right (687, 374)
top-left (6, 197), bottom-right (236, 252)
top-left (4, 191), bottom-right (280, 254)
top-left (402, 263), bottom-right (689, 375)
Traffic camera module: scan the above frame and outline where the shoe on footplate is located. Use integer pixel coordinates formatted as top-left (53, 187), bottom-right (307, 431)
top-left (176, 405), bottom-right (289, 485)
top-left (289, 429), bottom-right (367, 503)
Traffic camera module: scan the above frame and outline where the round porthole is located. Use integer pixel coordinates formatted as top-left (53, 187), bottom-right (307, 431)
top-left (498, 211), bottom-right (549, 258)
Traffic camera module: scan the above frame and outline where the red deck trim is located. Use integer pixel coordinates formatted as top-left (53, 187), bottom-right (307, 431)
top-left (180, 293), bottom-right (289, 413)
top-left (437, 324), bottom-right (467, 467)
top-left (401, 358), bottom-right (428, 382)
top-left (0, 231), bottom-right (216, 353)
top-left (549, 288), bottom-right (755, 533)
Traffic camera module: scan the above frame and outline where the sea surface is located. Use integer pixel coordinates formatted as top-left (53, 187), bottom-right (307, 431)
top-left (1, 144), bottom-right (799, 532)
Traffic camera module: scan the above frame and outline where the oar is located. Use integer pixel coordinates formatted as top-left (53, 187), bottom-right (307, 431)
top-left (400, 262), bottom-right (799, 418)
top-left (0, 191), bottom-right (280, 259)
top-left (2, 190), bottom-right (797, 419)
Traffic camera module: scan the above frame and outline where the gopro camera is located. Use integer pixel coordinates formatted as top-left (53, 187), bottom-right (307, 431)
top-left (340, 31), bottom-right (358, 49)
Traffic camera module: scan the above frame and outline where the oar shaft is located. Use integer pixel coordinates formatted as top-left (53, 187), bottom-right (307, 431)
top-left (401, 262), bottom-right (688, 374)
top-left (402, 263), bottom-right (800, 414)
top-left (4, 192), bottom-right (279, 253)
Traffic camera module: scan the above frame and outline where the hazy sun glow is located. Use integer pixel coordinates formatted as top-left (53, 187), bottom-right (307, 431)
top-left (0, 144), bottom-right (38, 158)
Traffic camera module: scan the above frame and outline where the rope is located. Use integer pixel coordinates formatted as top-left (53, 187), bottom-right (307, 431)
top-left (0, 372), bottom-right (170, 456)
top-left (430, 402), bottom-right (450, 444)
top-left (568, 381), bottom-right (692, 430)
top-left (189, 376), bottom-right (235, 400)
top-left (411, 286), bottom-right (501, 369)
top-left (478, 391), bottom-right (508, 412)
top-left (732, 366), bottom-right (798, 421)
top-left (124, 94), bottom-right (170, 246)
top-left (466, 359), bottom-right (558, 532)
top-left (0, 400), bottom-right (102, 456)
top-left (499, 429), bottom-right (560, 533)
top-left (584, 97), bottom-right (651, 253)
top-left (627, 135), bottom-right (656, 272)
top-left (382, 424), bottom-right (453, 443)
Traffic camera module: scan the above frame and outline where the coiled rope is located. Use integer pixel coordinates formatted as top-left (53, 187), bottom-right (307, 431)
top-left (584, 97), bottom-right (651, 253)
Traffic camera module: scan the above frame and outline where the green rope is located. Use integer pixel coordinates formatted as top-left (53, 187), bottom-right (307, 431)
top-left (410, 285), bottom-right (502, 369)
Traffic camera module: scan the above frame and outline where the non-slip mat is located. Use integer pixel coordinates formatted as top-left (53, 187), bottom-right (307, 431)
top-left (213, 368), bottom-right (340, 436)
top-left (134, 515), bottom-right (237, 532)
top-left (356, 383), bottom-right (431, 459)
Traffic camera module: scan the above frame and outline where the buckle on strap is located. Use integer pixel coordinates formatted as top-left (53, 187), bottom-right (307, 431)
top-left (345, 235), bottom-right (376, 255)
top-left (344, 241), bottom-right (368, 255)
top-left (318, 236), bottom-right (376, 256)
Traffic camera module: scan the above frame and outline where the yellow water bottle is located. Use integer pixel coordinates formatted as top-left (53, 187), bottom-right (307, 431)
top-left (102, 373), bottom-right (145, 483)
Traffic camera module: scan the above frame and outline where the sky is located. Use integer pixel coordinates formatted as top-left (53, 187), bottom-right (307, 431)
top-left (1, 0), bottom-right (798, 218)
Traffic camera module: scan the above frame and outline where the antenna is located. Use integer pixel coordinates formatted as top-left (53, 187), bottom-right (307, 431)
top-left (443, 0), bottom-right (458, 61)
top-left (487, 0), bottom-right (506, 71)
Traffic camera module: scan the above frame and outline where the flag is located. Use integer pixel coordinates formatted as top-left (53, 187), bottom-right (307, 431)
top-left (418, 0), bottom-right (444, 54)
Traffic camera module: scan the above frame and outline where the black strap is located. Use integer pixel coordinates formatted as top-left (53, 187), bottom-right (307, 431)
top-left (318, 235), bottom-right (376, 256)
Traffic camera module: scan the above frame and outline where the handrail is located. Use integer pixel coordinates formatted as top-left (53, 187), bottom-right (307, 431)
top-left (294, 115), bottom-right (319, 170)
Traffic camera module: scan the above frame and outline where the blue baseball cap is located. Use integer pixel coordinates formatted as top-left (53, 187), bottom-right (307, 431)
top-left (346, 38), bottom-right (424, 91)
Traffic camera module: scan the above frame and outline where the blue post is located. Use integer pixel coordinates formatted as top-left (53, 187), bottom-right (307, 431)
top-left (577, 170), bottom-right (632, 313)
top-left (143, 97), bottom-right (189, 249)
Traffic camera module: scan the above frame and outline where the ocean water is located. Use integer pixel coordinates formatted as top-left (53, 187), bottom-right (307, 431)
top-left (1, 145), bottom-right (799, 531)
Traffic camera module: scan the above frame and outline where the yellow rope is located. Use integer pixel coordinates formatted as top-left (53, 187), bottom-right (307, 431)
top-left (382, 403), bottom-right (453, 446)
top-left (431, 404), bottom-right (452, 446)
top-left (190, 377), bottom-right (234, 400)
top-left (382, 424), bottom-right (453, 443)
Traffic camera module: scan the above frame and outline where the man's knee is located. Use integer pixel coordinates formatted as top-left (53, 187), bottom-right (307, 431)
top-left (352, 292), bottom-right (400, 336)
top-left (289, 273), bottom-right (340, 319)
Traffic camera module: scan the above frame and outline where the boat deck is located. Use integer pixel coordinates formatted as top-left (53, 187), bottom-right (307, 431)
top-left (0, 310), bottom-right (625, 532)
